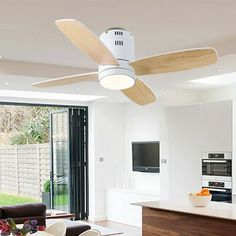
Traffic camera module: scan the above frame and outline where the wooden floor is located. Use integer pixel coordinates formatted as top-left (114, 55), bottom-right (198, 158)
top-left (90, 220), bottom-right (142, 236)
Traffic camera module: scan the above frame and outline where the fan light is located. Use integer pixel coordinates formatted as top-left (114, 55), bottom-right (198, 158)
top-left (100, 74), bottom-right (135, 90)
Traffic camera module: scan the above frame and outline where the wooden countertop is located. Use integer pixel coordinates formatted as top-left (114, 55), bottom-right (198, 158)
top-left (134, 200), bottom-right (236, 221)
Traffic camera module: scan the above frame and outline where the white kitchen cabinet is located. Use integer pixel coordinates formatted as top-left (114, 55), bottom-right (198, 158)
top-left (106, 188), bottom-right (160, 227)
top-left (202, 100), bottom-right (232, 152)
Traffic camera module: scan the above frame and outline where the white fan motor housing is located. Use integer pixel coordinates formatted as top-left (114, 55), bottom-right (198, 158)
top-left (99, 28), bottom-right (135, 61)
top-left (99, 28), bottom-right (136, 89)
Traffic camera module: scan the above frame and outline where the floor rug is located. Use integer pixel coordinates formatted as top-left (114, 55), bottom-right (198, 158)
top-left (47, 219), bottom-right (123, 235)
top-left (78, 221), bottom-right (123, 235)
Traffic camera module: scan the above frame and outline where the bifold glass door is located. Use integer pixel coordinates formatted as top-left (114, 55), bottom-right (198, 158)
top-left (50, 108), bottom-right (88, 219)
top-left (51, 110), bottom-right (70, 212)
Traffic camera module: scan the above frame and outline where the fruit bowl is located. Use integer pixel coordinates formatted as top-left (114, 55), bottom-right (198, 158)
top-left (188, 188), bottom-right (212, 207)
top-left (188, 194), bottom-right (212, 207)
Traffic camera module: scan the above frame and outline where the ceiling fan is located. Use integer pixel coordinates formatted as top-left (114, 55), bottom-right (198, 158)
top-left (33, 19), bottom-right (218, 105)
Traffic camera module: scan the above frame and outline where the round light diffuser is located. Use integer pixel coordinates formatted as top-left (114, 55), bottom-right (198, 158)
top-left (100, 74), bottom-right (135, 90)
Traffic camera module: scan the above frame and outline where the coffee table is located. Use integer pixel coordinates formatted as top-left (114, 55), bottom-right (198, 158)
top-left (46, 209), bottom-right (75, 220)
top-left (33, 232), bottom-right (54, 236)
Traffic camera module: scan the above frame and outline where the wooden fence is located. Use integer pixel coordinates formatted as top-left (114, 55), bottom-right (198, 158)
top-left (0, 144), bottom-right (50, 200)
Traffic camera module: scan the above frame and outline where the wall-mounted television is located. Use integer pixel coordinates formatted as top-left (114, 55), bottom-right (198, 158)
top-left (132, 141), bottom-right (160, 173)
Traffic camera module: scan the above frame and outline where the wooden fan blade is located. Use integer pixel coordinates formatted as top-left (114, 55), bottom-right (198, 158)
top-left (121, 78), bottom-right (156, 105)
top-left (129, 48), bottom-right (218, 76)
top-left (55, 19), bottom-right (119, 66)
top-left (33, 72), bottom-right (98, 88)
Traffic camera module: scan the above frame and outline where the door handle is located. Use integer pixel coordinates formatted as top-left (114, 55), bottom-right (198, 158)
top-left (203, 160), bottom-right (227, 163)
top-left (208, 188), bottom-right (228, 192)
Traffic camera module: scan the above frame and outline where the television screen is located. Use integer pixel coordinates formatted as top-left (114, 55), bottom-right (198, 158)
top-left (132, 141), bottom-right (160, 173)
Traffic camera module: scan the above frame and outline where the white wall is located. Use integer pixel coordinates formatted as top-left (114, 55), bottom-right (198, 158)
top-left (89, 102), bottom-right (125, 220)
top-left (88, 88), bottom-right (236, 220)
top-left (123, 103), bottom-right (170, 199)
top-left (123, 102), bottom-right (203, 200)
top-left (89, 101), bottom-right (171, 220)
top-left (165, 104), bottom-right (202, 199)
top-left (202, 100), bottom-right (232, 152)
top-left (89, 94), bottom-right (202, 220)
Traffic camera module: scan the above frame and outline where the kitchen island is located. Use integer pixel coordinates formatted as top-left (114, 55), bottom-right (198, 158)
top-left (134, 200), bottom-right (236, 236)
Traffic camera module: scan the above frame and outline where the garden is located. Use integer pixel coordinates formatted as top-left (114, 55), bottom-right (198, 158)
top-left (0, 193), bottom-right (38, 206)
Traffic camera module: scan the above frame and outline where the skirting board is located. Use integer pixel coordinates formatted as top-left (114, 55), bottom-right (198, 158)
top-left (89, 215), bottom-right (107, 221)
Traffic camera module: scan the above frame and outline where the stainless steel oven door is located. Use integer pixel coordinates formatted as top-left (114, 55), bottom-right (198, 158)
top-left (206, 188), bottom-right (232, 203)
top-left (202, 159), bottom-right (232, 177)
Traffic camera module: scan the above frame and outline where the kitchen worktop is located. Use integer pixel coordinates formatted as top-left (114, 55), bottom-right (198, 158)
top-left (134, 200), bottom-right (236, 221)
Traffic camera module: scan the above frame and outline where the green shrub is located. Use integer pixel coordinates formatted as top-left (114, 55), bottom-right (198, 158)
top-left (43, 180), bottom-right (50, 192)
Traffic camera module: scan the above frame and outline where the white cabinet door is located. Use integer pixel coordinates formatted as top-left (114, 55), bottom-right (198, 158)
top-left (106, 190), bottom-right (125, 223)
top-left (106, 190), bottom-right (142, 227)
top-left (106, 189), bottom-right (159, 227)
top-left (202, 100), bottom-right (232, 152)
top-left (123, 192), bottom-right (142, 227)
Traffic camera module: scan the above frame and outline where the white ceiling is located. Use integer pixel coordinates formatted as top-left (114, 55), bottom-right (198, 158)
top-left (0, 0), bottom-right (236, 103)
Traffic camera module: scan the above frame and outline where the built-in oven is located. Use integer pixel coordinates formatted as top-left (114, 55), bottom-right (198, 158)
top-left (202, 177), bottom-right (232, 203)
top-left (208, 188), bottom-right (232, 203)
top-left (202, 152), bottom-right (232, 177)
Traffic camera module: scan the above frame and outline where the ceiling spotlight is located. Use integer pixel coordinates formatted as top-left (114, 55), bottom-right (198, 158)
top-left (217, 69), bottom-right (223, 72)
top-left (4, 82), bottom-right (9, 85)
top-left (76, 87), bottom-right (80, 90)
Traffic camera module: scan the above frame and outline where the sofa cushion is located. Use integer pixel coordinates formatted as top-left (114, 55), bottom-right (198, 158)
top-left (63, 220), bottom-right (91, 236)
top-left (1, 203), bottom-right (46, 219)
top-left (66, 223), bottom-right (91, 236)
top-left (1, 203), bottom-right (46, 226)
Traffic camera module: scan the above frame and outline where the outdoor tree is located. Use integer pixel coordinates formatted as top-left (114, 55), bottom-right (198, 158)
top-left (0, 106), bottom-right (30, 133)
top-left (0, 106), bottom-right (61, 145)
top-left (10, 106), bottom-right (61, 144)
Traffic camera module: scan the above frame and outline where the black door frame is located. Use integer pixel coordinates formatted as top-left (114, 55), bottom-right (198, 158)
top-left (69, 108), bottom-right (89, 220)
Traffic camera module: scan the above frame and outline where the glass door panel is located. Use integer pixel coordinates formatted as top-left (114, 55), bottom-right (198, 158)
top-left (50, 110), bottom-right (70, 212)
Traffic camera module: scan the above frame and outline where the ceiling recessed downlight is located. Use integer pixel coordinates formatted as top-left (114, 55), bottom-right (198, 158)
top-left (100, 74), bottom-right (135, 90)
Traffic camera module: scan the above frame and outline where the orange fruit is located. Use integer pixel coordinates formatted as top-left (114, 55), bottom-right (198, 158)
top-left (201, 188), bottom-right (210, 193)
top-left (189, 189), bottom-right (211, 197)
top-left (201, 192), bottom-right (210, 196)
